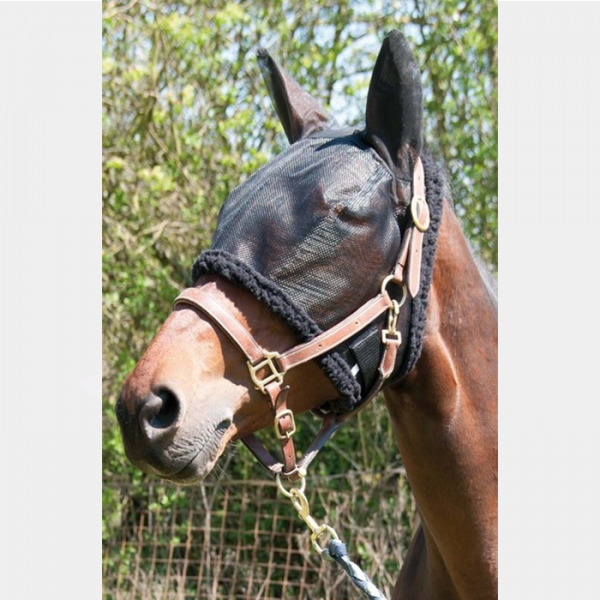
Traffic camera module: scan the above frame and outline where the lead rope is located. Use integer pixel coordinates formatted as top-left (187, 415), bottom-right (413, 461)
top-left (276, 472), bottom-right (389, 600)
top-left (325, 541), bottom-right (388, 600)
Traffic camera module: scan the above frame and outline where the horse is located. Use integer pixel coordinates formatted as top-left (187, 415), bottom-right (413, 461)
top-left (116, 30), bottom-right (498, 600)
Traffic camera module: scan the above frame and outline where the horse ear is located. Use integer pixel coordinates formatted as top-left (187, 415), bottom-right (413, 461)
top-left (257, 48), bottom-right (337, 144)
top-left (365, 31), bottom-right (423, 204)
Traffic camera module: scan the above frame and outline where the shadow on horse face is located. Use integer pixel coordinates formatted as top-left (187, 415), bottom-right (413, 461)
top-left (117, 31), bottom-right (425, 485)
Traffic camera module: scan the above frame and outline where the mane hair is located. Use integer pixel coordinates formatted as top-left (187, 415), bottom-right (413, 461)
top-left (424, 145), bottom-right (498, 308)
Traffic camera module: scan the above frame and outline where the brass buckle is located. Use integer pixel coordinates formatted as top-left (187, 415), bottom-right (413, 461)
top-left (411, 195), bottom-right (430, 232)
top-left (247, 351), bottom-right (285, 395)
top-left (380, 279), bottom-right (407, 344)
top-left (382, 328), bottom-right (402, 345)
top-left (381, 299), bottom-right (402, 344)
top-left (274, 408), bottom-right (296, 439)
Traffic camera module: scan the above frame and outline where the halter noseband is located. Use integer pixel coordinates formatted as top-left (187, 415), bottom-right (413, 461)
top-left (173, 157), bottom-right (429, 481)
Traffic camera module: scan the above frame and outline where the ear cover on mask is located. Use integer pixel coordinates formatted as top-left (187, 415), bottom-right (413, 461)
top-left (365, 30), bottom-right (424, 207)
top-left (257, 48), bottom-right (338, 143)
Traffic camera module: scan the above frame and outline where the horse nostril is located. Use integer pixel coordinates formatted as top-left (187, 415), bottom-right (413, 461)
top-left (139, 387), bottom-right (181, 441)
top-left (151, 388), bottom-right (180, 429)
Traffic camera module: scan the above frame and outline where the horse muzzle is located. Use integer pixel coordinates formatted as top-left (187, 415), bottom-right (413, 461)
top-left (115, 386), bottom-right (231, 483)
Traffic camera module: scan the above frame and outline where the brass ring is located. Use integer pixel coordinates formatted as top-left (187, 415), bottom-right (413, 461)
top-left (380, 274), bottom-right (396, 295)
top-left (381, 275), bottom-right (408, 309)
top-left (276, 473), bottom-right (306, 498)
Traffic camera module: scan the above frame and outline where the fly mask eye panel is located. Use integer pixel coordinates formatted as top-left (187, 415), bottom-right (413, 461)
top-left (208, 132), bottom-right (399, 330)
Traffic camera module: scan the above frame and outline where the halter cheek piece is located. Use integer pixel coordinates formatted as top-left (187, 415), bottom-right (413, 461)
top-left (173, 157), bottom-right (429, 482)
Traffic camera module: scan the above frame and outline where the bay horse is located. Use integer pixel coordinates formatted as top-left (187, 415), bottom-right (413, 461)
top-left (116, 31), bottom-right (498, 600)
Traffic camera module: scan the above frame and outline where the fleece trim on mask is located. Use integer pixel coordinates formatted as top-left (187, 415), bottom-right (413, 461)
top-left (192, 250), bottom-right (363, 410)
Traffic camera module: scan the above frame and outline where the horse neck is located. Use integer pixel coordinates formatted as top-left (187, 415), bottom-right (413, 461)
top-left (385, 200), bottom-right (498, 600)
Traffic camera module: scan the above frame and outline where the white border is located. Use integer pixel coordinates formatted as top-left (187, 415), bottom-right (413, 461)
top-left (0, 1), bottom-right (100, 596)
top-left (501, 1), bottom-right (600, 598)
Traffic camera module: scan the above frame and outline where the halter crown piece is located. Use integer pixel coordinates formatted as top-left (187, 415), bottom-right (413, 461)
top-left (173, 155), bottom-right (429, 482)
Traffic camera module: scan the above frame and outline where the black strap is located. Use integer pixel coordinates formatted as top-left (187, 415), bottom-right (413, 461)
top-left (349, 325), bottom-right (383, 391)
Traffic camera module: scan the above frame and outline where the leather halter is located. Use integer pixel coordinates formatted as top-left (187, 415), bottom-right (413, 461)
top-left (173, 157), bottom-right (429, 481)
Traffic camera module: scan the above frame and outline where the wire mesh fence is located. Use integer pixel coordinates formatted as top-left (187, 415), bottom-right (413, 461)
top-left (103, 469), bottom-right (415, 600)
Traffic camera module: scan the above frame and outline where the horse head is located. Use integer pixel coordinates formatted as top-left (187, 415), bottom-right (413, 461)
top-left (116, 31), bottom-right (427, 484)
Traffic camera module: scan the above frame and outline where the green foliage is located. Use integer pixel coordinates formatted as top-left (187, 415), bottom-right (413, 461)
top-left (103, 0), bottom-right (497, 535)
